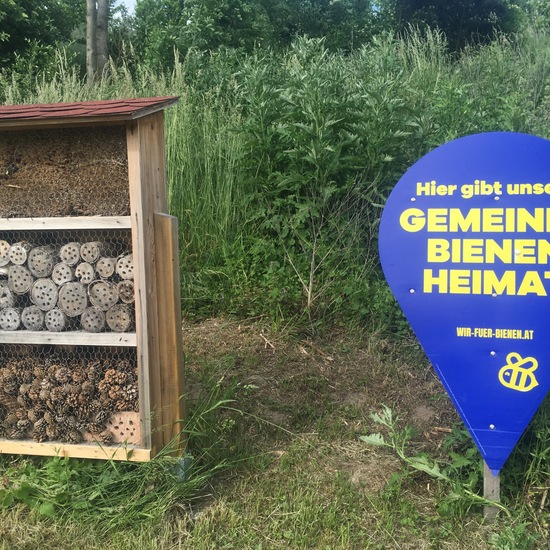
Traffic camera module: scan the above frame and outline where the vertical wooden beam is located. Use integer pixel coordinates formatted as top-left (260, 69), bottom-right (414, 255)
top-left (483, 461), bottom-right (501, 520)
top-left (154, 213), bottom-right (185, 453)
top-left (126, 111), bottom-right (168, 456)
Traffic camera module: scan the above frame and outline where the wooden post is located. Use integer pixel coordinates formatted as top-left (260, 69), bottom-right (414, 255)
top-left (483, 461), bottom-right (501, 520)
top-left (154, 213), bottom-right (185, 453)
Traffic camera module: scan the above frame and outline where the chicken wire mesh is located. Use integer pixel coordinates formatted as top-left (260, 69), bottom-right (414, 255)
top-left (0, 228), bottom-right (134, 333)
top-left (0, 344), bottom-right (139, 445)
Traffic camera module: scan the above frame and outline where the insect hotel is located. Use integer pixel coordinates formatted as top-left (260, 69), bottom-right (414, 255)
top-left (0, 97), bottom-right (184, 461)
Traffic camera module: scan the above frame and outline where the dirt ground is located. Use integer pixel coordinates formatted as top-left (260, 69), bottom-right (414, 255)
top-left (182, 317), bottom-right (461, 490)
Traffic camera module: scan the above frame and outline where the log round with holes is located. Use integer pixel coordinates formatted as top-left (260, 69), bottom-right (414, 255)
top-left (27, 245), bottom-right (56, 278)
top-left (8, 241), bottom-right (32, 265)
top-left (80, 307), bottom-right (106, 333)
top-left (59, 242), bottom-right (81, 266)
top-left (21, 305), bottom-right (45, 331)
top-left (58, 282), bottom-right (88, 317)
top-left (31, 278), bottom-right (59, 311)
top-left (0, 307), bottom-right (21, 330)
top-left (88, 280), bottom-right (119, 311)
top-left (80, 241), bottom-right (104, 264)
top-left (0, 240), bottom-right (10, 267)
top-left (95, 257), bottom-right (117, 279)
top-left (0, 280), bottom-right (15, 309)
top-left (75, 262), bottom-right (95, 284)
top-left (117, 280), bottom-right (135, 304)
top-left (8, 265), bottom-right (33, 295)
top-left (106, 303), bottom-right (133, 332)
top-left (51, 262), bottom-right (74, 286)
top-left (45, 308), bottom-right (67, 332)
top-left (116, 254), bottom-right (133, 280)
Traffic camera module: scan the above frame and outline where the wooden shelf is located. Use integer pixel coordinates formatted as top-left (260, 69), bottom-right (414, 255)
top-left (0, 331), bottom-right (136, 347)
top-left (0, 216), bottom-right (131, 230)
top-left (0, 439), bottom-right (150, 461)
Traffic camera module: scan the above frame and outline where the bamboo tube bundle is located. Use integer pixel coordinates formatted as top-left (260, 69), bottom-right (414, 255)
top-left (88, 280), bottom-right (119, 311)
top-left (116, 254), bottom-right (133, 280)
top-left (59, 242), bottom-right (81, 266)
top-left (8, 241), bottom-right (32, 265)
top-left (0, 307), bottom-right (20, 330)
top-left (80, 306), bottom-right (106, 333)
top-left (80, 241), bottom-right (104, 264)
top-left (8, 265), bottom-right (33, 295)
top-left (30, 278), bottom-right (59, 311)
top-left (117, 280), bottom-right (135, 304)
top-left (58, 282), bottom-right (88, 317)
top-left (51, 262), bottom-right (74, 286)
top-left (106, 303), bottom-right (133, 332)
top-left (21, 305), bottom-right (45, 331)
top-left (96, 256), bottom-right (117, 279)
top-left (0, 280), bottom-right (15, 309)
top-left (45, 308), bottom-right (67, 332)
top-left (27, 245), bottom-right (56, 278)
top-left (0, 240), bottom-right (10, 267)
top-left (75, 262), bottom-right (95, 284)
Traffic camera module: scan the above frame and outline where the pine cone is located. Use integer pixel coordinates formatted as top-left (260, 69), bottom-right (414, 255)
top-left (81, 380), bottom-right (94, 396)
top-left (17, 418), bottom-right (31, 432)
top-left (54, 367), bottom-right (71, 384)
top-left (27, 409), bottom-right (41, 423)
top-left (33, 366), bottom-right (46, 379)
top-left (72, 368), bottom-right (87, 384)
top-left (94, 410), bottom-right (109, 424)
top-left (98, 430), bottom-right (113, 445)
top-left (9, 428), bottom-right (26, 439)
top-left (3, 412), bottom-right (17, 428)
top-left (88, 421), bottom-right (104, 434)
top-left (62, 429), bottom-right (83, 444)
top-left (45, 424), bottom-right (60, 440)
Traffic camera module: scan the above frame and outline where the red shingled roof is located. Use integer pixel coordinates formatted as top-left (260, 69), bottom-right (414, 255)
top-left (0, 97), bottom-right (179, 128)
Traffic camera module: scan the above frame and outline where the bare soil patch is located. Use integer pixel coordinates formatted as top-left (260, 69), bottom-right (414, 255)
top-left (183, 318), bottom-right (460, 485)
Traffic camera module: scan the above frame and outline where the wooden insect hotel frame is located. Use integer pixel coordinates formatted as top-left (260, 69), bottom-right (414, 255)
top-left (0, 97), bottom-right (184, 461)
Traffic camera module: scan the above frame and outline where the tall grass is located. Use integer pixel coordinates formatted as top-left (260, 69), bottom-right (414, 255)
top-left (3, 30), bottom-right (550, 325)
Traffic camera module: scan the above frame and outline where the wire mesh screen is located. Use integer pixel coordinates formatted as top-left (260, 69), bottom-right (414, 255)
top-left (0, 126), bottom-right (129, 218)
top-left (0, 344), bottom-right (139, 445)
top-left (0, 228), bottom-right (134, 333)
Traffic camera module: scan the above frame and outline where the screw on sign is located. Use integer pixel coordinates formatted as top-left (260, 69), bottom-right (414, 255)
top-left (379, 132), bottom-right (550, 518)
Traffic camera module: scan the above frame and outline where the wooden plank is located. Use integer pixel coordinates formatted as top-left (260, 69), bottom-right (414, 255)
top-left (0, 331), bottom-right (136, 346)
top-left (126, 111), bottom-right (167, 457)
top-left (483, 461), bottom-right (501, 520)
top-left (0, 440), bottom-right (150, 461)
top-left (0, 216), bottom-right (131, 230)
top-left (154, 213), bottom-right (185, 453)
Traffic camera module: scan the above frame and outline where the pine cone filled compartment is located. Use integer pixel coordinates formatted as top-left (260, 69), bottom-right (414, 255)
top-left (0, 344), bottom-right (140, 447)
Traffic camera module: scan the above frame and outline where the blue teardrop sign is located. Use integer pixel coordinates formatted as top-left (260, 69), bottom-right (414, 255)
top-left (379, 132), bottom-right (550, 475)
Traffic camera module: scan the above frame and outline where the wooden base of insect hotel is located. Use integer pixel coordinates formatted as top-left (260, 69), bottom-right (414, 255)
top-left (0, 98), bottom-right (184, 461)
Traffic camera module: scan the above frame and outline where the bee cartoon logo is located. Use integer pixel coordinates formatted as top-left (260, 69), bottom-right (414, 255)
top-left (498, 352), bottom-right (539, 392)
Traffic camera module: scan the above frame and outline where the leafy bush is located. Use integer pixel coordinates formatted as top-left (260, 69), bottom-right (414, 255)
top-left (3, 30), bottom-right (550, 330)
